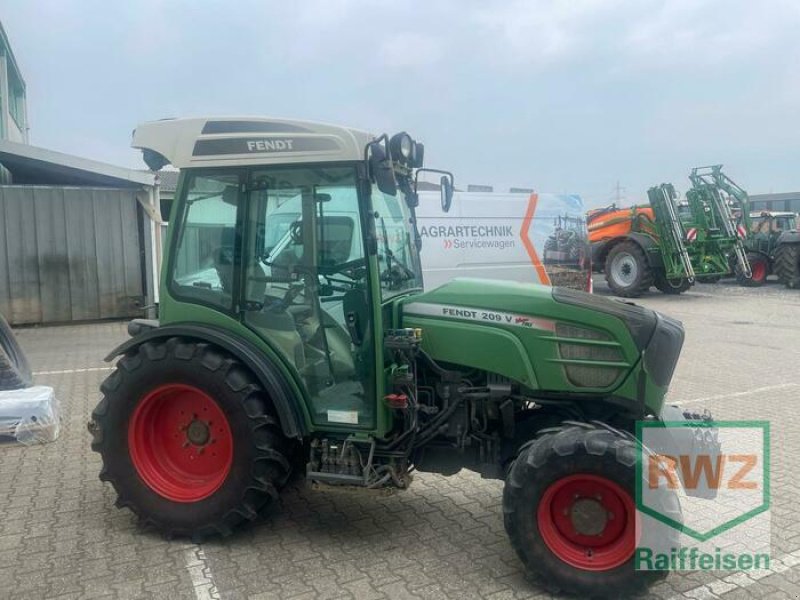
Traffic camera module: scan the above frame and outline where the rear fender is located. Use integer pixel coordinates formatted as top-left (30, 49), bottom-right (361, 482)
top-left (626, 233), bottom-right (665, 269)
top-left (777, 230), bottom-right (800, 245)
top-left (104, 324), bottom-right (305, 439)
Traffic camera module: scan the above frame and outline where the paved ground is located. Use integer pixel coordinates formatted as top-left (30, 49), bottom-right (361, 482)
top-left (1, 278), bottom-right (800, 599)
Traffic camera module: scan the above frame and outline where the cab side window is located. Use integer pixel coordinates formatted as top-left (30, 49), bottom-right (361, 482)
top-left (171, 173), bottom-right (240, 310)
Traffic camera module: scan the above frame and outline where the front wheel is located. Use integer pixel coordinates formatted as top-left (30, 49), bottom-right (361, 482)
top-left (90, 338), bottom-right (296, 540)
top-left (736, 253), bottom-right (768, 287)
top-left (503, 423), bottom-right (680, 598)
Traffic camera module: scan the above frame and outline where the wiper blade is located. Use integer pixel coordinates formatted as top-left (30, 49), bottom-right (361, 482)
top-left (378, 214), bottom-right (416, 282)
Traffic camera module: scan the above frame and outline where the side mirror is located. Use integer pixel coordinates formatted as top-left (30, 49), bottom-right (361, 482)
top-left (414, 168), bottom-right (456, 213)
top-left (440, 175), bottom-right (454, 213)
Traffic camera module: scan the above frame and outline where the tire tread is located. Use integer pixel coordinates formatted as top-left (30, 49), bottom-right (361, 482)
top-left (90, 336), bottom-right (294, 540)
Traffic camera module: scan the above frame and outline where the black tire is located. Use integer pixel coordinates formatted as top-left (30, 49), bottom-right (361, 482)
top-left (503, 422), bottom-right (680, 599)
top-left (775, 244), bottom-right (800, 289)
top-left (90, 337), bottom-right (295, 540)
top-left (0, 312), bottom-right (32, 391)
top-left (604, 241), bottom-right (653, 297)
top-left (654, 275), bottom-right (692, 295)
top-left (736, 253), bottom-right (768, 288)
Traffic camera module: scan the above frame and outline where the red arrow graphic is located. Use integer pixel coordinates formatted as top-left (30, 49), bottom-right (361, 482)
top-left (520, 193), bottom-right (552, 285)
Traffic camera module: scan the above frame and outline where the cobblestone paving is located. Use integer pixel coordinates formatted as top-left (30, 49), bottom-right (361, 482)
top-left (1, 279), bottom-right (799, 599)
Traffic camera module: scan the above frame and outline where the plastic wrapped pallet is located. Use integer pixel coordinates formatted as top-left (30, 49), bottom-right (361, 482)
top-left (0, 385), bottom-right (60, 445)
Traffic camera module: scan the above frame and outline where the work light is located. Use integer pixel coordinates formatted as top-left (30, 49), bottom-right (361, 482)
top-left (390, 132), bottom-right (414, 164)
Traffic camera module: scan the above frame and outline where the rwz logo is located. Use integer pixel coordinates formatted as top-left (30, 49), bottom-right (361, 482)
top-left (636, 421), bottom-right (769, 543)
top-left (648, 454), bottom-right (758, 490)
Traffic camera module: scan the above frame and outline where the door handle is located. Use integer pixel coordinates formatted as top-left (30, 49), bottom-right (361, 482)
top-left (345, 311), bottom-right (362, 346)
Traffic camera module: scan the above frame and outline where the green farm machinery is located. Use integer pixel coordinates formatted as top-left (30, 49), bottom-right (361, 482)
top-left (590, 166), bottom-right (750, 297)
top-left (88, 117), bottom-right (716, 598)
top-left (689, 165), bottom-right (799, 287)
top-left (682, 165), bottom-right (752, 284)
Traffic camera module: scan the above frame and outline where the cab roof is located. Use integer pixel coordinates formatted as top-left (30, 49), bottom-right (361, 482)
top-left (132, 117), bottom-right (376, 170)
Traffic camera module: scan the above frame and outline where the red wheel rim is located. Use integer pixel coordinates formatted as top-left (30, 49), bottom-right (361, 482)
top-left (752, 260), bottom-right (766, 282)
top-left (537, 474), bottom-right (635, 571)
top-left (128, 384), bottom-right (233, 502)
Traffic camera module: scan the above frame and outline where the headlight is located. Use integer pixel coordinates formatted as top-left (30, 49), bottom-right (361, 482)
top-left (390, 132), bottom-right (414, 163)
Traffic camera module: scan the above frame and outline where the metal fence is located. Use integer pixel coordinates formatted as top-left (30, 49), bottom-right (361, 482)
top-left (0, 186), bottom-right (145, 325)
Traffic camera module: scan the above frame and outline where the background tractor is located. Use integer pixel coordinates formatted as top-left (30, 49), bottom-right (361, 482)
top-left (737, 211), bottom-right (798, 286)
top-left (543, 214), bottom-right (586, 265)
top-left (89, 117), bottom-right (710, 598)
top-left (588, 166), bottom-right (751, 297)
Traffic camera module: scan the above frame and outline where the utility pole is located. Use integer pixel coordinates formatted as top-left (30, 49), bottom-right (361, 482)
top-left (613, 181), bottom-right (625, 205)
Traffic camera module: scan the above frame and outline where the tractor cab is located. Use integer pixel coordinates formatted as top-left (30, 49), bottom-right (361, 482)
top-left (133, 118), bottom-right (452, 433)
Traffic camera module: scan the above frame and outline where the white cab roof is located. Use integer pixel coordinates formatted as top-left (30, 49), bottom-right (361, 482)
top-left (132, 117), bottom-right (376, 170)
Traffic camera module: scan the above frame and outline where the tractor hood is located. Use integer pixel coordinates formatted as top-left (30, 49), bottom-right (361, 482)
top-left (400, 278), bottom-right (683, 416)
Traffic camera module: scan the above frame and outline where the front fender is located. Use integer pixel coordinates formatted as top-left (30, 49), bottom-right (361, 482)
top-left (592, 233), bottom-right (664, 270)
top-left (105, 324), bottom-right (305, 439)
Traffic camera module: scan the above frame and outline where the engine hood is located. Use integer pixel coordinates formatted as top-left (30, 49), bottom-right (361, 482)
top-left (399, 278), bottom-right (681, 417)
top-left (405, 278), bottom-right (560, 321)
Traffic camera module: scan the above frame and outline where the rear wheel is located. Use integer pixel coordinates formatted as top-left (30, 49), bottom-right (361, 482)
top-left (737, 253), bottom-right (768, 287)
top-left (775, 244), bottom-right (800, 288)
top-left (654, 275), bottom-right (692, 295)
top-left (90, 338), bottom-right (295, 540)
top-left (604, 242), bottom-right (653, 297)
top-left (503, 423), bottom-right (679, 598)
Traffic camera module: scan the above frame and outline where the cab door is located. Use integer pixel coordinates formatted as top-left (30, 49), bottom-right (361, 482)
top-left (239, 165), bottom-right (378, 430)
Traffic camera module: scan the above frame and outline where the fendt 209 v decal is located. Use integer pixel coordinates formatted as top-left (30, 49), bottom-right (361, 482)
top-left (403, 302), bottom-right (557, 331)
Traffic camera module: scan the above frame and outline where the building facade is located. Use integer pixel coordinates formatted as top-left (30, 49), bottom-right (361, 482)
top-left (0, 21), bottom-right (28, 145)
top-left (748, 192), bottom-right (800, 214)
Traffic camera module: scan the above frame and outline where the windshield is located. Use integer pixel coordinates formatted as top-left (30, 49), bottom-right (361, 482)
top-left (372, 184), bottom-right (422, 299)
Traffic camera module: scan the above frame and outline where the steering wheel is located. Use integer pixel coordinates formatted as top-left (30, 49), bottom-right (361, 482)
top-left (380, 261), bottom-right (416, 289)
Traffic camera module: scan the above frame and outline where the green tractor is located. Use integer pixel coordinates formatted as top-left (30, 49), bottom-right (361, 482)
top-left (90, 117), bottom-right (710, 598)
top-left (738, 211), bottom-right (798, 286)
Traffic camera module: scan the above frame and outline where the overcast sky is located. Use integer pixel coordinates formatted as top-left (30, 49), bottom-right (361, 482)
top-left (3, 0), bottom-right (800, 207)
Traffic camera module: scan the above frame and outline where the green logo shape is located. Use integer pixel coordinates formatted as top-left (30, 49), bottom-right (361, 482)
top-left (635, 420), bottom-right (770, 542)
